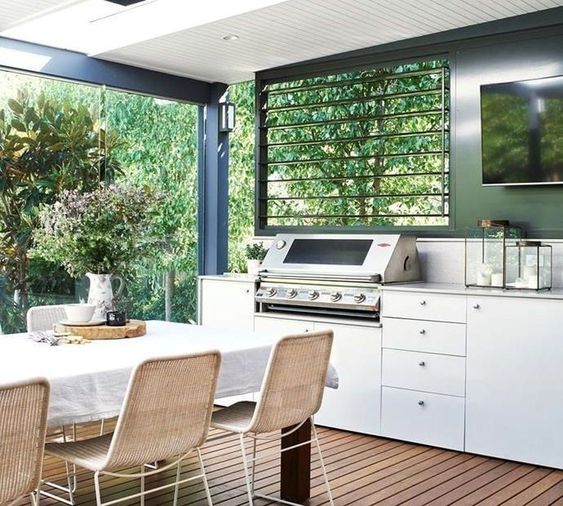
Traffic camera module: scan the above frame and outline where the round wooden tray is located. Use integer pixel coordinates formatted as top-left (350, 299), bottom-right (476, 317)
top-left (54, 319), bottom-right (146, 340)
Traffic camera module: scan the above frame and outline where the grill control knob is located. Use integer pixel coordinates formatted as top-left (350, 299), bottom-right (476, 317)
top-left (287, 288), bottom-right (297, 299)
top-left (308, 290), bottom-right (319, 300)
top-left (266, 287), bottom-right (277, 297)
top-left (330, 292), bottom-right (342, 302)
top-left (275, 240), bottom-right (286, 250)
top-left (353, 293), bottom-right (366, 304)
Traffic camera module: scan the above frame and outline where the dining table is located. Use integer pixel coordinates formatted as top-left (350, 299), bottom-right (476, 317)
top-left (0, 319), bottom-right (338, 503)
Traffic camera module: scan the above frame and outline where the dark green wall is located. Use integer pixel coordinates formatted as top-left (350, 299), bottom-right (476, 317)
top-left (453, 29), bottom-right (563, 238)
top-left (257, 11), bottom-right (563, 238)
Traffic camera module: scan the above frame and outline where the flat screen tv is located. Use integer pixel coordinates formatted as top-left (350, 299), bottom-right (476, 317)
top-left (481, 75), bottom-right (563, 186)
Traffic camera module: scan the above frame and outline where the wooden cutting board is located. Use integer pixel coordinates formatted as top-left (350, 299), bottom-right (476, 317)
top-left (54, 319), bottom-right (146, 340)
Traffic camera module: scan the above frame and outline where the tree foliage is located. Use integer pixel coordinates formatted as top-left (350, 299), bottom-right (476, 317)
top-left (0, 89), bottom-right (119, 306)
top-left (260, 60), bottom-right (450, 228)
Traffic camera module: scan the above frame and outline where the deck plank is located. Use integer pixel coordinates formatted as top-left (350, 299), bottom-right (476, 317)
top-left (15, 422), bottom-right (563, 506)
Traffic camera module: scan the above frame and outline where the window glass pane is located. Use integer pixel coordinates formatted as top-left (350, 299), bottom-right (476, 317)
top-left (228, 81), bottom-right (256, 272)
top-left (105, 90), bottom-right (199, 323)
top-left (0, 71), bottom-right (200, 333)
top-left (0, 70), bottom-right (102, 333)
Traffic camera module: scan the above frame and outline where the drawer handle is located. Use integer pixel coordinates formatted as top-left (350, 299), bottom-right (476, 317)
top-left (419, 300), bottom-right (426, 306)
top-left (418, 400), bottom-right (425, 406)
top-left (419, 329), bottom-right (426, 335)
top-left (418, 361), bottom-right (426, 367)
top-left (473, 303), bottom-right (480, 310)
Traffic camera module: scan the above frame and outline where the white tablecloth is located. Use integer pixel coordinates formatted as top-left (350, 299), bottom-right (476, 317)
top-left (0, 320), bottom-right (338, 428)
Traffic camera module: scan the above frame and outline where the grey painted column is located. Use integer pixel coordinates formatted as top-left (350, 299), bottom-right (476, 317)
top-left (199, 83), bottom-right (229, 275)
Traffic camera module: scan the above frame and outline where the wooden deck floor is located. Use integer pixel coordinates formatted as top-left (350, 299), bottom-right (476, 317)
top-left (24, 424), bottom-right (563, 506)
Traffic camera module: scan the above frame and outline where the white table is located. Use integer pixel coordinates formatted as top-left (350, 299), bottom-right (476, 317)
top-left (0, 319), bottom-right (338, 502)
top-left (0, 320), bottom-right (338, 428)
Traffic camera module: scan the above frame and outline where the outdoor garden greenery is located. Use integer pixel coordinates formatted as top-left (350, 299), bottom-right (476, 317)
top-left (257, 59), bottom-right (450, 229)
top-left (0, 58), bottom-right (450, 333)
top-left (0, 72), bottom-right (202, 332)
top-left (32, 183), bottom-right (165, 278)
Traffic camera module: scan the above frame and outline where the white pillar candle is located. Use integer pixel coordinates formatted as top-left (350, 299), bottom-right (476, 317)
top-left (477, 270), bottom-right (492, 286)
top-left (491, 272), bottom-right (504, 287)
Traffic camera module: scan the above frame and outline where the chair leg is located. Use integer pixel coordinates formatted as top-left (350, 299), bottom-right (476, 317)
top-left (312, 422), bottom-right (334, 506)
top-left (173, 461), bottom-right (181, 506)
top-left (140, 466), bottom-right (145, 506)
top-left (251, 436), bottom-right (257, 495)
top-left (238, 434), bottom-right (254, 506)
top-left (197, 448), bottom-right (213, 506)
top-left (94, 471), bottom-right (102, 506)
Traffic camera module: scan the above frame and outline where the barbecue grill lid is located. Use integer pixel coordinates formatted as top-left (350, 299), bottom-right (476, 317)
top-left (260, 234), bottom-right (420, 284)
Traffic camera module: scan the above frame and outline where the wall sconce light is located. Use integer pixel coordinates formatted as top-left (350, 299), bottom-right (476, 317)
top-left (219, 101), bottom-right (236, 133)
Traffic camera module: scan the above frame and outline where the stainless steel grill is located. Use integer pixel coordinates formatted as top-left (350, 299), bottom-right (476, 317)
top-left (256, 234), bottom-right (420, 320)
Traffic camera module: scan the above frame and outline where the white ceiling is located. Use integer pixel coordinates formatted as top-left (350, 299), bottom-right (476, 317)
top-left (1, 0), bottom-right (563, 84)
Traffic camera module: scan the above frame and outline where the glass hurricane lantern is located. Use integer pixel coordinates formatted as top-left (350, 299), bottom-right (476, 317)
top-left (465, 220), bottom-right (521, 288)
top-left (505, 240), bottom-right (552, 291)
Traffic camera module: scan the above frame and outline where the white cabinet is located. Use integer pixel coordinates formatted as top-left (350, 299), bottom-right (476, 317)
top-left (382, 349), bottom-right (466, 397)
top-left (315, 322), bottom-right (382, 435)
top-left (466, 296), bottom-right (563, 469)
top-left (198, 277), bottom-right (255, 331)
top-left (254, 315), bottom-right (382, 435)
top-left (253, 315), bottom-right (313, 334)
top-left (383, 291), bottom-right (466, 323)
top-left (383, 317), bottom-right (466, 356)
top-left (381, 387), bottom-right (465, 451)
top-left (381, 290), bottom-right (467, 450)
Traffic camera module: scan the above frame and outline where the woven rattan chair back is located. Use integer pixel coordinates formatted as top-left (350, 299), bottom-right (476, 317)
top-left (249, 330), bottom-right (333, 434)
top-left (0, 379), bottom-right (50, 506)
top-left (103, 351), bottom-right (221, 470)
top-left (27, 304), bottom-right (67, 332)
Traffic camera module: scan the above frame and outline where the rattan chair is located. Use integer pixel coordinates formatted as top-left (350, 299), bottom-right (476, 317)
top-left (27, 304), bottom-right (67, 332)
top-left (27, 303), bottom-right (103, 503)
top-left (210, 330), bottom-right (335, 506)
top-left (0, 378), bottom-right (50, 506)
top-left (45, 351), bottom-right (221, 506)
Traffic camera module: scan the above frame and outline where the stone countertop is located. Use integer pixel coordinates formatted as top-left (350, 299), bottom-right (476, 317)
top-left (382, 282), bottom-right (563, 300)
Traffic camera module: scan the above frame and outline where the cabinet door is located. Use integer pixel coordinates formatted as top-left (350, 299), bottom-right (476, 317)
top-left (253, 315), bottom-right (314, 335)
top-left (314, 322), bottom-right (382, 435)
top-left (466, 296), bottom-right (563, 469)
top-left (199, 279), bottom-right (254, 331)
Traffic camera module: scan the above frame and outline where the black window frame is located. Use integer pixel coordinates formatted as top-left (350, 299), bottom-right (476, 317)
top-left (254, 56), bottom-right (451, 235)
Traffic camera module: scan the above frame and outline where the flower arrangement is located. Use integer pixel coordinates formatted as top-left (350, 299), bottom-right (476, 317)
top-left (31, 182), bottom-right (165, 278)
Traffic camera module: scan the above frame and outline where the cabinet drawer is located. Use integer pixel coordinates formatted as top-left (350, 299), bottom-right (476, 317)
top-left (382, 349), bottom-right (466, 396)
top-left (383, 317), bottom-right (466, 356)
top-left (383, 291), bottom-right (466, 323)
top-left (381, 387), bottom-right (465, 451)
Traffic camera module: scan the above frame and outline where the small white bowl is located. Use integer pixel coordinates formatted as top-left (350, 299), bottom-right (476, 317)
top-left (64, 304), bottom-right (96, 323)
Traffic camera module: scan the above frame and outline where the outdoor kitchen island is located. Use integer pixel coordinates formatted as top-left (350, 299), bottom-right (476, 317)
top-left (199, 276), bottom-right (563, 471)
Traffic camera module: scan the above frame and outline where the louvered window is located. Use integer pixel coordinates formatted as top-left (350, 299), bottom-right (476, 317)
top-left (256, 59), bottom-right (450, 231)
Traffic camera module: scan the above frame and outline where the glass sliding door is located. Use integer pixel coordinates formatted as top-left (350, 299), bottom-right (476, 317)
top-left (0, 70), bottom-right (103, 333)
top-left (0, 69), bottom-right (200, 333)
top-left (105, 90), bottom-right (199, 323)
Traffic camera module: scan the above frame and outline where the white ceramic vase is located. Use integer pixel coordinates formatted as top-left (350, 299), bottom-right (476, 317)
top-left (86, 273), bottom-right (124, 320)
top-left (246, 259), bottom-right (262, 275)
